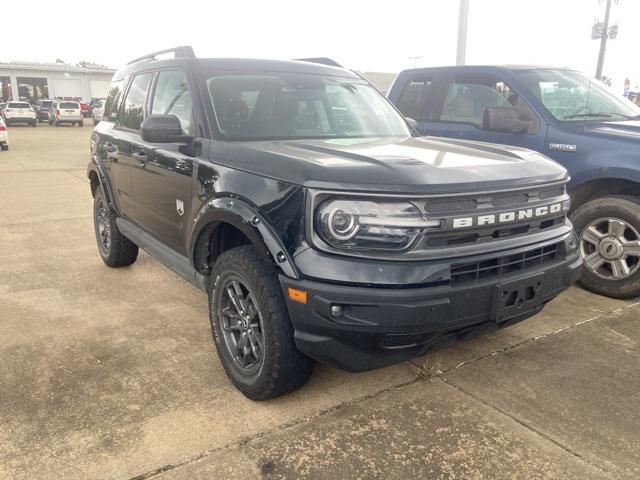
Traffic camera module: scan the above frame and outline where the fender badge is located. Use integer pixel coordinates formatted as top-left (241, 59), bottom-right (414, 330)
top-left (549, 143), bottom-right (577, 152)
top-left (176, 199), bottom-right (184, 216)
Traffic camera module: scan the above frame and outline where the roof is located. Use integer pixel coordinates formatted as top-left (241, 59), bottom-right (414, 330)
top-left (114, 57), bottom-right (359, 81)
top-left (0, 61), bottom-right (115, 75)
top-left (398, 64), bottom-right (579, 75)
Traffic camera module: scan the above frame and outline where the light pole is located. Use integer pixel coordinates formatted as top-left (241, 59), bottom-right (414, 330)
top-left (456, 0), bottom-right (470, 65)
top-left (408, 56), bottom-right (424, 68)
top-left (595, 0), bottom-right (613, 80)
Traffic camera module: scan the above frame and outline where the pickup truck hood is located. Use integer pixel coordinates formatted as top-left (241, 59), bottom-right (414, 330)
top-left (585, 120), bottom-right (640, 141)
top-left (212, 136), bottom-right (567, 194)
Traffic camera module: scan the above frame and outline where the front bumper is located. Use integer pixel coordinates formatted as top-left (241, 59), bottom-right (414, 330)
top-left (280, 234), bottom-right (582, 372)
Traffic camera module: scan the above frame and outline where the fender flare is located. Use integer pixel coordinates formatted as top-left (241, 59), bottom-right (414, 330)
top-left (88, 156), bottom-right (120, 216)
top-left (190, 197), bottom-right (299, 279)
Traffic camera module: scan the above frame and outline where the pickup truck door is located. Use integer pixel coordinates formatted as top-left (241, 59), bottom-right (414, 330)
top-left (130, 70), bottom-right (199, 255)
top-left (418, 73), bottom-right (548, 152)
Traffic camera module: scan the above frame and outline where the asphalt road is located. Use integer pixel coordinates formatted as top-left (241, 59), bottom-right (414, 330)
top-left (1, 123), bottom-right (638, 479)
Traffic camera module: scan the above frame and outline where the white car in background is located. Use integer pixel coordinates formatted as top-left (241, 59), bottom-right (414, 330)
top-left (0, 117), bottom-right (9, 150)
top-left (4, 101), bottom-right (37, 127)
top-left (49, 100), bottom-right (84, 127)
top-left (92, 99), bottom-right (105, 125)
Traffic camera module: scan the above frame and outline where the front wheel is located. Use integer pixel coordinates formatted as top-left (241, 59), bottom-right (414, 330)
top-left (209, 245), bottom-right (313, 400)
top-left (93, 189), bottom-right (139, 267)
top-left (571, 195), bottom-right (640, 299)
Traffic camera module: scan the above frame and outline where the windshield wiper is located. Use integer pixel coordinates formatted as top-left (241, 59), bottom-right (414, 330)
top-left (563, 112), bottom-right (637, 120)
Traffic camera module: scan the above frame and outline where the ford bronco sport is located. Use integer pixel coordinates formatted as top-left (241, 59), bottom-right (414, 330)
top-left (88, 47), bottom-right (581, 399)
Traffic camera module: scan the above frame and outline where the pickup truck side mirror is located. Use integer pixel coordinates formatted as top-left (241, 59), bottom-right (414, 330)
top-left (482, 107), bottom-right (529, 133)
top-left (141, 114), bottom-right (194, 143)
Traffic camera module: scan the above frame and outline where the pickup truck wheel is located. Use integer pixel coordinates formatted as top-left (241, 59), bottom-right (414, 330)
top-left (93, 189), bottom-right (138, 267)
top-left (571, 195), bottom-right (640, 298)
top-left (209, 245), bottom-right (313, 400)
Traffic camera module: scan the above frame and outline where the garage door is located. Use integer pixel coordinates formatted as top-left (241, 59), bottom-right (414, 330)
top-left (52, 78), bottom-right (82, 98)
top-left (90, 80), bottom-right (110, 99)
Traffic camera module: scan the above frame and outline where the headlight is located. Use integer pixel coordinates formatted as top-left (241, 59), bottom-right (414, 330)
top-left (316, 199), bottom-right (442, 251)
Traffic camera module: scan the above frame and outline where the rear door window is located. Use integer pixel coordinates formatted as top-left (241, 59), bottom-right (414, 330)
top-left (396, 77), bottom-right (433, 121)
top-left (104, 80), bottom-right (124, 121)
top-left (120, 73), bottom-right (153, 130)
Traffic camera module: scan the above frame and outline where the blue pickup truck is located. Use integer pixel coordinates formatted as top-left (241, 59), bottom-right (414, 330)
top-left (388, 65), bottom-right (640, 299)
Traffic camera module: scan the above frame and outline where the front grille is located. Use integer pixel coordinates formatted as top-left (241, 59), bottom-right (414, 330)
top-left (450, 243), bottom-right (561, 285)
top-left (420, 183), bottom-right (568, 249)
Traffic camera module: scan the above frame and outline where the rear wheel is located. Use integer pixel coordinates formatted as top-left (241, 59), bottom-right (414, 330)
top-left (93, 189), bottom-right (139, 268)
top-left (571, 195), bottom-right (640, 299)
top-left (209, 245), bottom-right (313, 400)
top-left (54, 121), bottom-right (59, 127)
top-left (79, 120), bottom-right (84, 127)
top-left (0, 144), bottom-right (8, 151)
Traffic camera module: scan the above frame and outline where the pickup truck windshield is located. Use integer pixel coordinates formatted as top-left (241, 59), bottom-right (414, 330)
top-left (516, 69), bottom-right (640, 122)
top-left (207, 74), bottom-right (411, 140)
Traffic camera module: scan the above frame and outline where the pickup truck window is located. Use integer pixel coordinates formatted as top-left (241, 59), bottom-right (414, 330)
top-left (516, 69), bottom-right (640, 121)
top-left (396, 77), bottom-right (432, 121)
top-left (440, 81), bottom-right (511, 126)
top-left (207, 73), bottom-right (411, 140)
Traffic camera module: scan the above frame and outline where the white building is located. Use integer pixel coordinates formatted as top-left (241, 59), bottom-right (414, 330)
top-left (0, 62), bottom-right (115, 103)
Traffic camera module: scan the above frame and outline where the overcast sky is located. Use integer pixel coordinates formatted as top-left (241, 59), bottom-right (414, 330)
top-left (3, 0), bottom-right (638, 92)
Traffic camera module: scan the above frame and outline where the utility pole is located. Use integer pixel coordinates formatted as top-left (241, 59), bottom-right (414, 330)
top-left (456, 0), bottom-right (470, 65)
top-left (595, 0), bottom-right (613, 79)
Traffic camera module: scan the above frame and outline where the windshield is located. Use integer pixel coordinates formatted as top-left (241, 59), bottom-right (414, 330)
top-left (207, 73), bottom-right (411, 140)
top-left (516, 69), bottom-right (640, 122)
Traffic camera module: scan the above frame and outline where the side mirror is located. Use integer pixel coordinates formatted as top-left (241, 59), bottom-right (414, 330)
top-left (140, 114), bottom-right (193, 143)
top-left (405, 117), bottom-right (419, 129)
top-left (482, 107), bottom-right (529, 133)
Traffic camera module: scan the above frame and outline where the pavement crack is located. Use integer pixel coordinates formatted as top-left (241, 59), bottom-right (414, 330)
top-left (438, 376), bottom-right (616, 479)
top-left (430, 301), bottom-right (640, 376)
top-left (126, 375), bottom-right (423, 480)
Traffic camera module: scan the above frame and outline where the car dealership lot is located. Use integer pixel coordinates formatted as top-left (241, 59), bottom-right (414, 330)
top-left (1, 124), bottom-right (639, 479)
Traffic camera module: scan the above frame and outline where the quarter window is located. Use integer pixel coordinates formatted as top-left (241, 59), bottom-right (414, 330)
top-left (151, 71), bottom-right (193, 134)
top-left (120, 73), bottom-right (152, 130)
top-left (396, 77), bottom-right (432, 121)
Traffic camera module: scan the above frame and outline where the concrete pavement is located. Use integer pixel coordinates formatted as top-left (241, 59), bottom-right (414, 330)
top-left (0, 124), bottom-right (638, 479)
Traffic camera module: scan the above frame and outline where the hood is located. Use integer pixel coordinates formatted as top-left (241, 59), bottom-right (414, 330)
top-left (585, 120), bottom-right (640, 141)
top-left (211, 136), bottom-right (567, 194)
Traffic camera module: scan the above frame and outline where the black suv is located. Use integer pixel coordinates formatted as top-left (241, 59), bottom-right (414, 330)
top-left (88, 47), bottom-right (581, 399)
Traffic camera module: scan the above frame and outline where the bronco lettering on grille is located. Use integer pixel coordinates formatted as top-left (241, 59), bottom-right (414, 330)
top-left (451, 203), bottom-right (563, 229)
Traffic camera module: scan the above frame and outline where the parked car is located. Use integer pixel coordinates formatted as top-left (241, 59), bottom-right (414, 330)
top-left (48, 100), bottom-right (83, 126)
top-left (92, 99), bottom-right (105, 125)
top-left (35, 99), bottom-right (55, 122)
top-left (0, 117), bottom-right (9, 150)
top-left (80, 102), bottom-right (90, 118)
top-left (4, 101), bottom-right (37, 126)
top-left (389, 65), bottom-right (640, 299)
top-left (88, 47), bottom-right (580, 399)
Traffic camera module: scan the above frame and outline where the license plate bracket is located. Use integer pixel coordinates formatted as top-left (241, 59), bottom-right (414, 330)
top-left (490, 272), bottom-right (546, 323)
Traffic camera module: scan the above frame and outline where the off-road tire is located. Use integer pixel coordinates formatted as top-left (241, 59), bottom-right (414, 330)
top-left (209, 245), bottom-right (313, 400)
top-left (93, 189), bottom-right (138, 268)
top-left (571, 195), bottom-right (640, 299)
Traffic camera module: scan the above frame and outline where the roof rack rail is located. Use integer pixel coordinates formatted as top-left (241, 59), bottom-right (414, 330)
top-left (294, 57), bottom-right (343, 68)
top-left (127, 46), bottom-right (196, 65)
